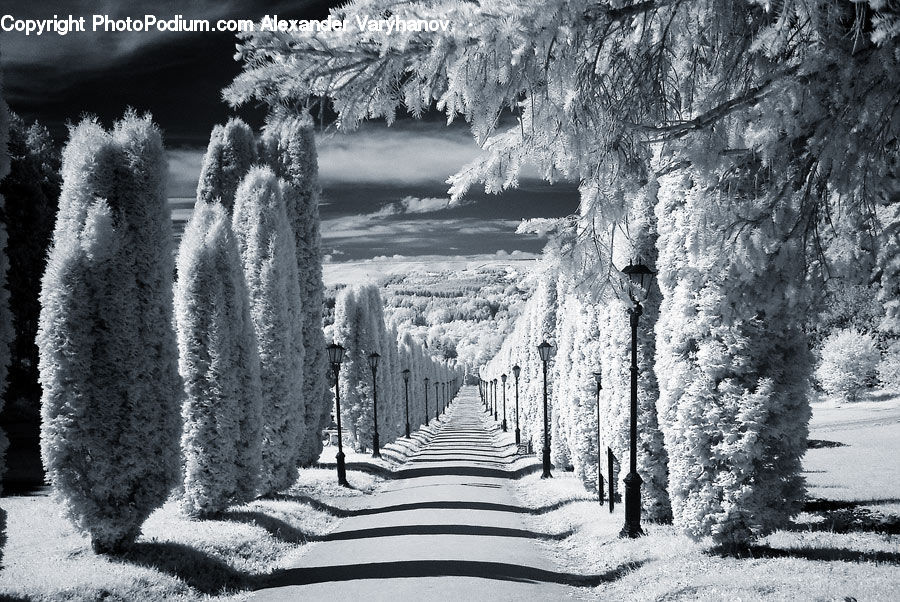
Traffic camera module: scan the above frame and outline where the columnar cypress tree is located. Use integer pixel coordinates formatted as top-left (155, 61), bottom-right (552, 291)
top-left (655, 170), bottom-right (812, 548)
top-left (38, 113), bottom-right (182, 553)
top-left (1, 114), bottom-right (60, 437)
top-left (232, 167), bottom-right (305, 495)
top-left (196, 118), bottom-right (257, 212)
top-left (175, 201), bottom-right (262, 517)
top-left (261, 113), bottom-right (329, 466)
top-left (333, 286), bottom-right (373, 450)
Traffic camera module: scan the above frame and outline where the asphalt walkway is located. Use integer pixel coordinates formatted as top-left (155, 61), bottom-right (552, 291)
top-left (253, 386), bottom-right (589, 601)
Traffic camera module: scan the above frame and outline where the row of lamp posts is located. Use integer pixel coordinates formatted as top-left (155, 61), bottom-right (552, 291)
top-left (326, 343), bottom-right (457, 486)
top-left (478, 258), bottom-right (653, 538)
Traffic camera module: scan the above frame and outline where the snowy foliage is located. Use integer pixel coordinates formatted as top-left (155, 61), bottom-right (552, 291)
top-left (232, 166), bottom-right (305, 495)
top-left (332, 283), bottom-right (463, 451)
top-left (655, 170), bottom-right (812, 549)
top-left (38, 113), bottom-right (182, 552)
top-left (196, 118), bottom-right (257, 212)
top-left (877, 340), bottom-right (900, 391)
top-left (175, 201), bottom-right (262, 517)
top-left (260, 112), bottom-right (329, 467)
top-left (815, 328), bottom-right (880, 402)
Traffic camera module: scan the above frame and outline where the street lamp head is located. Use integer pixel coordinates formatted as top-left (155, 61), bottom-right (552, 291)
top-left (326, 342), bottom-right (345, 365)
top-left (501, 373), bottom-right (507, 384)
top-left (593, 371), bottom-right (603, 388)
top-left (367, 352), bottom-right (380, 369)
top-left (512, 364), bottom-right (520, 379)
top-left (621, 259), bottom-right (654, 303)
top-left (402, 368), bottom-right (410, 382)
top-left (537, 340), bottom-right (552, 363)
top-left (424, 376), bottom-right (430, 385)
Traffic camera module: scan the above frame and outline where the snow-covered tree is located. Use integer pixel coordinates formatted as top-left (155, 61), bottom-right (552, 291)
top-left (196, 118), bottom-right (257, 212)
top-left (260, 112), bottom-right (329, 466)
top-left (333, 285), bottom-right (375, 451)
top-left (175, 200), bottom-right (262, 517)
top-left (815, 328), bottom-right (880, 402)
top-left (232, 166), bottom-right (305, 495)
top-left (38, 113), bottom-right (182, 553)
top-left (655, 169), bottom-right (813, 549)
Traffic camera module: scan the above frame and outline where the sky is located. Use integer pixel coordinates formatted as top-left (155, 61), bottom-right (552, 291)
top-left (1, 0), bottom-right (580, 280)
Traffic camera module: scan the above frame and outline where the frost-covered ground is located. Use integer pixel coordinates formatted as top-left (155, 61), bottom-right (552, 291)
top-left (0, 423), bottom-right (443, 601)
top-left (506, 393), bottom-right (900, 601)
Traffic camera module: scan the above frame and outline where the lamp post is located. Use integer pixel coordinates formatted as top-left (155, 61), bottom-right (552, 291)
top-left (538, 340), bottom-right (553, 478)
top-left (593, 370), bottom-right (603, 503)
top-left (326, 343), bottom-right (349, 487)
top-left (424, 377), bottom-right (430, 425)
top-left (493, 379), bottom-right (498, 421)
top-left (619, 259), bottom-right (654, 538)
top-left (513, 364), bottom-right (521, 445)
top-left (501, 373), bottom-right (508, 432)
top-left (434, 380), bottom-right (439, 421)
top-left (368, 352), bottom-right (381, 458)
top-left (402, 368), bottom-right (411, 438)
top-left (442, 381), bottom-right (447, 413)
top-left (489, 379), bottom-right (494, 415)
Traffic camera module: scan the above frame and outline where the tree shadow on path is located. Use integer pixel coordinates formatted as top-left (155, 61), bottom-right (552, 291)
top-left (321, 523), bottom-right (575, 542)
top-left (274, 494), bottom-right (589, 518)
top-left (260, 559), bottom-right (647, 589)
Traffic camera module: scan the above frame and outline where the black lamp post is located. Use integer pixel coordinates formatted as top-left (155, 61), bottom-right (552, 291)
top-left (368, 352), bottom-right (381, 458)
top-left (593, 370), bottom-right (603, 502)
top-left (442, 381), bottom-right (447, 413)
top-left (493, 379), bottom-right (498, 421)
top-left (619, 259), bottom-right (654, 539)
top-left (512, 364), bottom-right (521, 445)
top-left (538, 340), bottom-right (552, 478)
top-left (501, 373), bottom-right (508, 432)
top-left (402, 368), bottom-right (411, 438)
top-left (326, 343), bottom-right (349, 487)
top-left (424, 376), bottom-right (430, 425)
top-left (434, 380), bottom-right (439, 421)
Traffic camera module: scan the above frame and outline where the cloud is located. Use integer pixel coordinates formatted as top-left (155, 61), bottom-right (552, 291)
top-left (317, 124), bottom-right (480, 185)
top-left (372, 196), bottom-right (465, 216)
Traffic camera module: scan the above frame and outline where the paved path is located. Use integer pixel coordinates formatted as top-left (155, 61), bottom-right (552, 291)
top-left (254, 386), bottom-right (589, 601)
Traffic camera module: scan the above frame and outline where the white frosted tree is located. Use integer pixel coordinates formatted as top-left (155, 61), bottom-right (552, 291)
top-left (655, 169), bottom-right (812, 549)
top-left (261, 112), bottom-right (329, 466)
top-left (196, 118), bottom-right (257, 212)
top-left (333, 286), bottom-right (374, 451)
top-left (232, 166), bottom-right (305, 495)
top-left (175, 200), bottom-right (262, 517)
top-left (38, 113), bottom-right (182, 553)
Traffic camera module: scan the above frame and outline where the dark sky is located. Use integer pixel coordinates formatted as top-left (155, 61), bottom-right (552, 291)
top-left (1, 1), bottom-right (580, 277)
top-left (1, 0), bottom-right (339, 144)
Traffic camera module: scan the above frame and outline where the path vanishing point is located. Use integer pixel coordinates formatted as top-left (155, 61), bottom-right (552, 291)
top-left (253, 386), bottom-right (597, 601)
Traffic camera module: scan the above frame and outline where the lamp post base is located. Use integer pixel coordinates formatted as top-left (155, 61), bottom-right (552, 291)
top-left (336, 450), bottom-right (349, 487)
top-left (501, 419), bottom-right (507, 432)
top-left (515, 428), bottom-right (520, 446)
top-left (405, 423), bottom-right (410, 438)
top-left (372, 433), bottom-right (381, 458)
top-left (619, 471), bottom-right (644, 538)
top-left (541, 446), bottom-right (552, 478)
